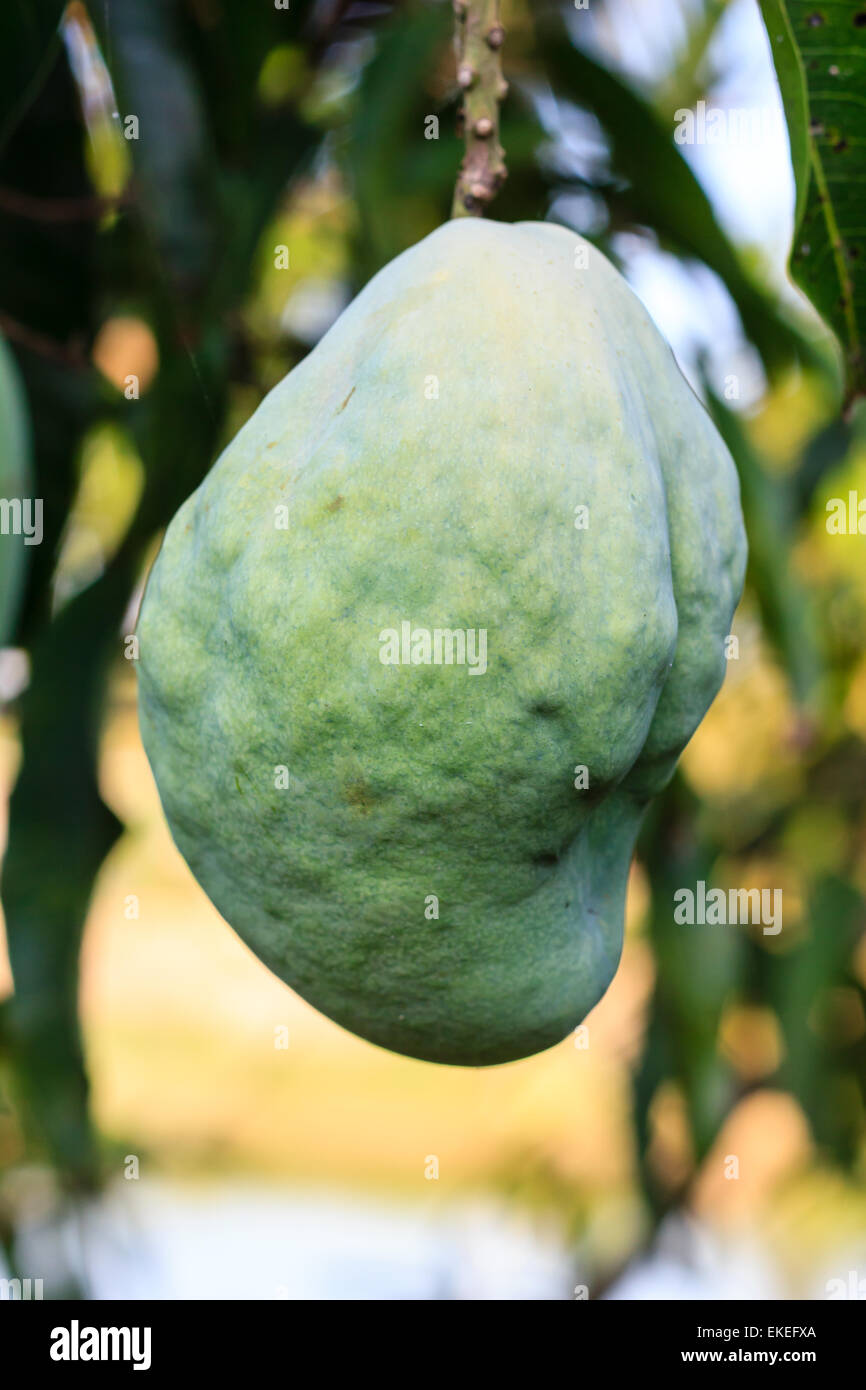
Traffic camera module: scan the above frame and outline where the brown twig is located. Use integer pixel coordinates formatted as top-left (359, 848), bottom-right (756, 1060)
top-left (0, 184), bottom-right (130, 223)
top-left (451, 0), bottom-right (508, 217)
top-left (0, 312), bottom-right (89, 368)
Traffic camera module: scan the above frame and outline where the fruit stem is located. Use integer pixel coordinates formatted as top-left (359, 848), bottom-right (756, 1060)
top-left (450, 0), bottom-right (508, 218)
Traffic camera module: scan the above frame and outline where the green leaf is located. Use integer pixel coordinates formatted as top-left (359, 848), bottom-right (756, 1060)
top-left (345, 2), bottom-right (454, 281)
top-left (0, 1), bottom-right (66, 152)
top-left (759, 0), bottom-right (811, 235)
top-left (535, 14), bottom-right (820, 381)
top-left (2, 581), bottom-right (121, 1189)
top-left (637, 780), bottom-right (744, 1171)
top-left (772, 875), bottom-right (864, 1164)
top-left (704, 378), bottom-right (824, 709)
top-left (0, 55), bottom-right (100, 353)
top-left (92, 0), bottom-right (221, 303)
top-left (759, 1), bottom-right (866, 401)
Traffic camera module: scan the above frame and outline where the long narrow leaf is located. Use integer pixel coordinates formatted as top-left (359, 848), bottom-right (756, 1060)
top-left (759, 1), bottom-right (866, 400)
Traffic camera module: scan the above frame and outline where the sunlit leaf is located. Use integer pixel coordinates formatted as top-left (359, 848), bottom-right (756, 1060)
top-left (759, 1), bottom-right (866, 401)
top-left (535, 11), bottom-right (820, 381)
top-left (346, 2), bottom-right (453, 281)
top-left (705, 380), bottom-right (824, 709)
top-left (759, 0), bottom-right (811, 234)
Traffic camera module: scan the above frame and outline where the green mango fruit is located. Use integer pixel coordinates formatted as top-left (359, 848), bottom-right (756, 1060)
top-left (137, 220), bottom-right (747, 1066)
top-left (0, 338), bottom-right (32, 647)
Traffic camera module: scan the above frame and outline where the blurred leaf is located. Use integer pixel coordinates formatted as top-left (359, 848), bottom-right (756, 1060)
top-left (0, 47), bottom-right (106, 633)
top-left (0, 0), bottom-right (324, 1197)
top-left (792, 414), bottom-right (851, 513)
top-left (126, 330), bottom-right (228, 532)
top-left (535, 10), bottom-right (820, 381)
top-left (759, 2), bottom-right (866, 402)
top-left (0, 53), bottom-right (99, 352)
top-left (346, 1), bottom-right (453, 281)
top-left (637, 780), bottom-right (744, 1176)
top-left (2, 585), bottom-right (121, 1189)
top-left (704, 379), bottom-right (824, 709)
top-left (0, 55), bottom-right (109, 1186)
top-left (182, 0), bottom-right (308, 156)
top-left (92, 0), bottom-right (220, 305)
top-left (0, 1), bottom-right (66, 151)
top-left (758, 0), bottom-right (810, 234)
top-left (773, 875), bottom-right (864, 1164)
top-left (653, 0), bottom-right (727, 120)
top-left (13, 353), bottom-right (104, 639)
top-left (160, 0), bottom-right (322, 306)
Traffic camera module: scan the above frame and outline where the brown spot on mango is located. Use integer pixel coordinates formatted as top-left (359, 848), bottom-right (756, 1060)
top-left (344, 780), bottom-right (374, 814)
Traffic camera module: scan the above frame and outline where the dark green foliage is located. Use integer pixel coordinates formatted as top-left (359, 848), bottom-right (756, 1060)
top-left (761, 0), bottom-right (866, 400)
top-left (0, 0), bottom-right (68, 151)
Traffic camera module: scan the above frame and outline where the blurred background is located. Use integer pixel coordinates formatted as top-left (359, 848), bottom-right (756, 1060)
top-left (0, 0), bottom-right (865, 1300)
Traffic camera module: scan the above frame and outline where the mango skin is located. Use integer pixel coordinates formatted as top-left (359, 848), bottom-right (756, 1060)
top-left (137, 220), bottom-right (747, 1066)
top-left (0, 339), bottom-right (31, 647)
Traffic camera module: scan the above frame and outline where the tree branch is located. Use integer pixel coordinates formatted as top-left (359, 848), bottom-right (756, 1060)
top-left (0, 184), bottom-right (129, 222)
top-left (451, 0), bottom-right (507, 217)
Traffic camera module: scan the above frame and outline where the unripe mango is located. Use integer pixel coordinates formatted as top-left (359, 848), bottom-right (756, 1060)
top-left (137, 220), bottom-right (746, 1066)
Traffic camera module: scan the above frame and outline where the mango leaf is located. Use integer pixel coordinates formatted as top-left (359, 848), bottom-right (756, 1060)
top-left (759, 0), bottom-right (811, 234)
top-left (0, 1), bottom-right (66, 151)
top-left (636, 779), bottom-right (744, 1182)
top-left (772, 875), bottom-right (864, 1165)
top-left (346, 2), bottom-right (453, 282)
top-left (704, 379), bottom-right (824, 709)
top-left (792, 412), bottom-right (851, 513)
top-left (3, 580), bottom-right (122, 1190)
top-left (535, 13), bottom-right (821, 381)
top-left (0, 53), bottom-right (100, 354)
top-left (92, 0), bottom-right (220, 306)
top-left (759, 1), bottom-right (866, 401)
top-left (0, 51), bottom-right (107, 1185)
top-left (190, 0), bottom-right (320, 309)
top-left (0, 0), bottom-right (333, 1199)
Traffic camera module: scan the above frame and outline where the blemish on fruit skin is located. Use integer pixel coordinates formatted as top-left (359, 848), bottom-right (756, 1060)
top-left (344, 780), bottom-right (374, 813)
top-left (337, 386), bottom-right (356, 414)
top-left (325, 495), bottom-right (344, 514)
top-left (529, 699), bottom-right (561, 718)
top-left (533, 851), bottom-right (559, 869)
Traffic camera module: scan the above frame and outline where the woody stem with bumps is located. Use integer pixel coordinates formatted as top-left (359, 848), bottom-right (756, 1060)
top-left (451, 0), bottom-right (508, 217)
